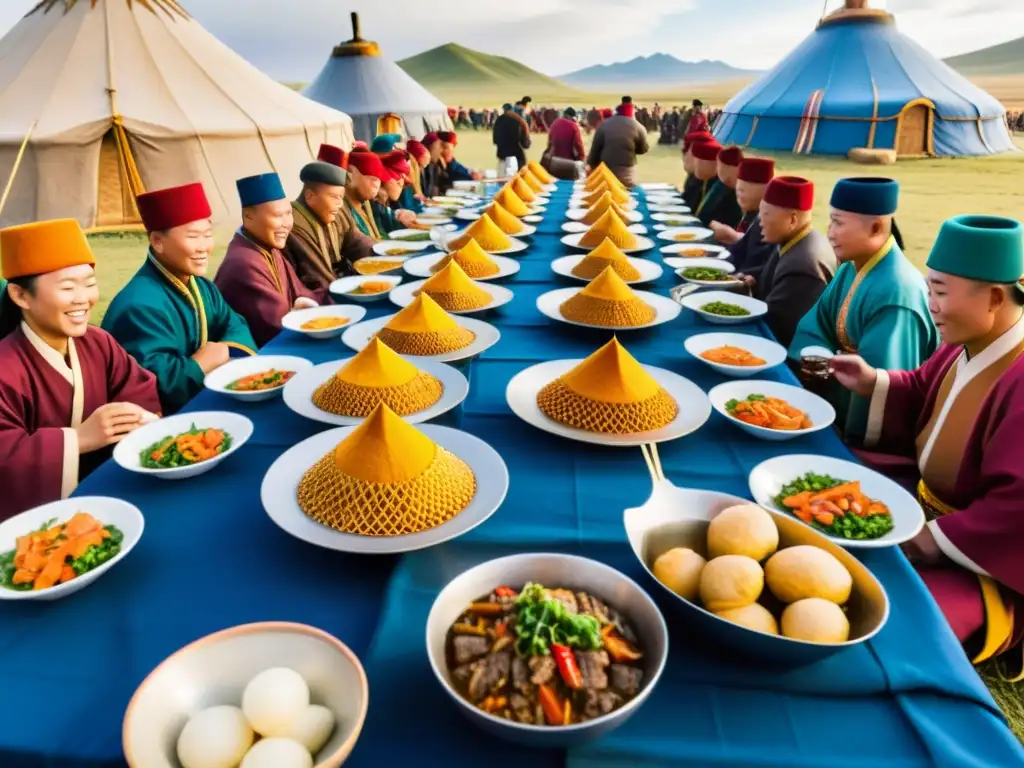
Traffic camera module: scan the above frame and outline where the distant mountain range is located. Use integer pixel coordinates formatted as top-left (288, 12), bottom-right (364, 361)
top-left (944, 35), bottom-right (1024, 77)
top-left (558, 53), bottom-right (761, 90)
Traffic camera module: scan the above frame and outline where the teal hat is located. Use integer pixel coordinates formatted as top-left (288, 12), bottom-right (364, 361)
top-left (236, 173), bottom-right (285, 207)
top-left (830, 177), bottom-right (899, 216)
top-left (370, 133), bottom-right (402, 153)
top-left (927, 215), bottom-right (1023, 285)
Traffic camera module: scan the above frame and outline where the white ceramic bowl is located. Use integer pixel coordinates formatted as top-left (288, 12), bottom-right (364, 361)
top-left (707, 380), bottom-right (837, 441)
top-left (371, 240), bottom-right (433, 257)
top-left (123, 622), bottom-right (368, 768)
top-left (426, 553), bottom-right (668, 747)
top-left (674, 258), bottom-right (741, 288)
top-left (281, 305), bottom-right (368, 340)
top-left (679, 290), bottom-right (767, 325)
top-left (0, 497), bottom-right (143, 601)
top-left (113, 412), bottom-right (254, 480)
top-left (684, 333), bottom-right (788, 377)
top-left (402, 252), bottom-right (521, 281)
top-left (203, 356), bottom-right (314, 403)
top-left (657, 226), bottom-right (715, 243)
top-left (749, 454), bottom-right (926, 548)
top-left (550, 254), bottom-right (663, 285)
top-left (329, 275), bottom-right (403, 303)
top-left (389, 280), bottom-right (514, 315)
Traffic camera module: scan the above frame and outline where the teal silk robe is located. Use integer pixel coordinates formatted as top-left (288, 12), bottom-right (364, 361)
top-left (101, 253), bottom-right (257, 414)
top-left (788, 238), bottom-right (938, 445)
top-left (371, 201), bottom-right (401, 237)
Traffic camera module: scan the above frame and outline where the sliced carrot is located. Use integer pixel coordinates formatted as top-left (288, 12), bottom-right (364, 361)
top-left (814, 512), bottom-right (835, 526)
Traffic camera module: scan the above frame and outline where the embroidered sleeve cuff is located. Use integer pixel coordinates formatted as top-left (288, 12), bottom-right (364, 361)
top-left (864, 369), bottom-right (889, 448)
top-left (61, 427), bottom-right (80, 499)
top-left (929, 519), bottom-right (991, 577)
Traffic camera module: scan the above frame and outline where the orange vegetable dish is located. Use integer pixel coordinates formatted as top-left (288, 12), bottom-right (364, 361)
top-left (351, 281), bottom-right (392, 295)
top-left (701, 346), bottom-right (766, 367)
top-left (6, 513), bottom-right (118, 591)
top-left (301, 316), bottom-right (349, 331)
top-left (679, 248), bottom-right (707, 257)
top-left (355, 260), bottom-right (404, 275)
top-left (141, 426), bottom-right (231, 469)
top-left (226, 368), bottom-right (295, 392)
top-left (782, 481), bottom-right (891, 528)
top-left (674, 233), bottom-right (697, 242)
top-left (726, 394), bottom-right (811, 430)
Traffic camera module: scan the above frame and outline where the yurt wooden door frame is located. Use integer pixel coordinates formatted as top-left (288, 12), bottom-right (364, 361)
top-left (95, 120), bottom-right (145, 230)
top-left (894, 98), bottom-right (935, 157)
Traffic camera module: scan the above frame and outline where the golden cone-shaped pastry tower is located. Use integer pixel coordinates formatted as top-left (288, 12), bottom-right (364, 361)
top-left (298, 403), bottom-right (476, 536)
top-left (528, 161), bottom-right (556, 184)
top-left (579, 209), bottom-right (639, 249)
top-left (511, 176), bottom-right (538, 203)
top-left (417, 261), bottom-right (492, 311)
top-left (537, 338), bottom-right (679, 434)
top-left (493, 186), bottom-right (531, 217)
top-left (431, 239), bottom-right (500, 278)
top-left (572, 239), bottom-right (641, 281)
top-left (581, 192), bottom-right (633, 225)
top-left (518, 167), bottom-right (545, 194)
top-left (483, 202), bottom-right (525, 235)
top-left (583, 181), bottom-right (630, 207)
top-left (448, 215), bottom-right (513, 252)
top-left (585, 164), bottom-right (623, 191)
top-left (376, 293), bottom-right (476, 355)
top-left (586, 161), bottom-right (611, 180)
top-left (560, 266), bottom-right (656, 327)
top-left (312, 338), bottom-right (444, 417)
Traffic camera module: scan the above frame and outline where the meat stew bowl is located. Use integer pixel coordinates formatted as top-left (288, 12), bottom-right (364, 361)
top-left (426, 553), bottom-right (668, 748)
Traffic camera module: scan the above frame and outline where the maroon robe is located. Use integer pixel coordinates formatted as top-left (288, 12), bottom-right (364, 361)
top-left (214, 231), bottom-right (317, 348)
top-left (0, 324), bottom-right (161, 520)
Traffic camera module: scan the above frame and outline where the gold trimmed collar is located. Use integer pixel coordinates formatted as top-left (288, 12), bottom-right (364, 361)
top-left (779, 225), bottom-right (814, 257)
top-left (147, 249), bottom-right (209, 347)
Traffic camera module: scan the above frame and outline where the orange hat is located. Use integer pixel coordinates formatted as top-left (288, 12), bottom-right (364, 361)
top-left (1, 219), bottom-right (95, 280)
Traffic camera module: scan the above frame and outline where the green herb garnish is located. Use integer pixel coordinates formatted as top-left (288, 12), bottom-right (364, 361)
top-left (682, 267), bottom-right (731, 281)
top-left (0, 523), bottom-right (124, 591)
top-left (139, 424), bottom-right (232, 469)
top-left (393, 231), bottom-right (431, 242)
top-left (701, 301), bottom-right (750, 317)
top-left (513, 583), bottom-right (603, 657)
top-left (774, 472), bottom-right (896, 540)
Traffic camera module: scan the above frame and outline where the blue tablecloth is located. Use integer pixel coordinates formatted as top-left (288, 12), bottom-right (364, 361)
top-left (1, 183), bottom-right (1021, 768)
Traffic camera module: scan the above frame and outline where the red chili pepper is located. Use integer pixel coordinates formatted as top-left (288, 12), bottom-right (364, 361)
top-left (495, 586), bottom-right (518, 598)
top-left (551, 643), bottom-right (584, 689)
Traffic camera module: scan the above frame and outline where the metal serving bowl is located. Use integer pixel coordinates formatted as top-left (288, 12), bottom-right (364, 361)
top-left (425, 552), bottom-right (669, 748)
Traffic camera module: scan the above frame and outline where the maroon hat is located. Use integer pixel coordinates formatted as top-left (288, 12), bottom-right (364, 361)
top-left (317, 143), bottom-right (349, 170)
top-left (352, 140), bottom-right (369, 151)
top-left (380, 150), bottom-right (411, 177)
top-left (683, 131), bottom-right (714, 153)
top-left (738, 157), bottom-right (775, 184)
top-left (601, 107), bottom-right (614, 119)
top-left (616, 103), bottom-right (635, 118)
top-left (406, 139), bottom-right (429, 163)
top-left (137, 182), bottom-right (212, 233)
top-left (437, 130), bottom-right (457, 146)
top-left (718, 145), bottom-right (744, 167)
top-left (422, 131), bottom-right (440, 147)
top-left (692, 141), bottom-right (722, 162)
top-left (348, 150), bottom-right (392, 181)
top-left (764, 176), bottom-right (815, 212)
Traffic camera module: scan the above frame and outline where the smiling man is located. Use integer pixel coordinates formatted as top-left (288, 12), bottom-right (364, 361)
top-left (102, 183), bottom-right (256, 414)
top-left (0, 219), bottom-right (160, 517)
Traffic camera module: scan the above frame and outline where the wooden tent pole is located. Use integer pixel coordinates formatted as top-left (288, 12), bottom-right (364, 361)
top-left (0, 120), bottom-right (38, 218)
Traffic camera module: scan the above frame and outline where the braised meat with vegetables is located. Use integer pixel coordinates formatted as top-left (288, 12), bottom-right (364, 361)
top-left (444, 583), bottom-right (645, 725)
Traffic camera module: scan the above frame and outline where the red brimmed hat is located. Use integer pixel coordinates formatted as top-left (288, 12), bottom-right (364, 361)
top-left (692, 141), bottom-right (722, 162)
top-left (764, 176), bottom-right (815, 212)
top-left (405, 139), bottom-right (429, 163)
top-left (738, 157), bottom-right (775, 184)
top-left (683, 131), bottom-right (714, 152)
top-left (348, 150), bottom-right (392, 181)
top-left (317, 143), bottom-right (349, 170)
top-left (718, 145), bottom-right (744, 167)
top-left (437, 130), bottom-right (457, 145)
top-left (422, 132), bottom-right (440, 147)
top-left (380, 150), bottom-right (411, 177)
top-left (137, 183), bottom-right (212, 233)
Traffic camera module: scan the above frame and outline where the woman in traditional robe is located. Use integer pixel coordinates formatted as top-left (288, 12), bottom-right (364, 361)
top-left (832, 214), bottom-right (1024, 674)
top-left (0, 219), bottom-right (161, 519)
top-left (102, 183), bottom-right (256, 415)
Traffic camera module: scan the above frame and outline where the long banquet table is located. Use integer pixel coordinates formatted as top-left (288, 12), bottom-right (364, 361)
top-left (1, 182), bottom-right (1022, 768)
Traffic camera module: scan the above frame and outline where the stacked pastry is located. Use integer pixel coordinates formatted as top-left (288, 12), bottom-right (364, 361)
top-left (559, 266), bottom-right (655, 327)
top-left (415, 262), bottom-right (493, 312)
top-left (376, 294), bottom-right (476, 355)
top-left (572, 239), bottom-right (641, 281)
top-left (431, 239), bottom-right (500, 278)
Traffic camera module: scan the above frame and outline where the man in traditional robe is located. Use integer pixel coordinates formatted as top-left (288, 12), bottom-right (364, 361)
top-left (437, 131), bottom-right (480, 182)
top-left (404, 140), bottom-right (430, 211)
top-left (372, 134), bottom-right (425, 214)
top-left (683, 99), bottom-right (709, 135)
top-left (374, 150), bottom-right (422, 233)
top-left (790, 178), bottom-right (938, 445)
top-left (493, 103), bottom-right (531, 174)
top-left (421, 132), bottom-right (447, 197)
top-left (746, 176), bottom-right (836, 347)
top-left (214, 173), bottom-right (319, 348)
top-left (0, 219), bottom-right (161, 518)
top-left (102, 183), bottom-right (256, 414)
top-left (688, 140), bottom-right (722, 213)
top-left (719, 157), bottom-right (777, 282)
top-left (680, 130), bottom-right (714, 209)
top-left (344, 151), bottom-right (389, 241)
top-left (586, 102), bottom-right (650, 188)
top-left (831, 215), bottom-right (1024, 672)
top-left (697, 145), bottom-right (744, 229)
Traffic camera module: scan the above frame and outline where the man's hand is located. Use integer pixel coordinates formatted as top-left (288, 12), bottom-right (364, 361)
top-left (293, 297), bottom-right (318, 310)
top-left (471, 171), bottom-right (483, 181)
top-left (710, 221), bottom-right (741, 245)
top-left (75, 403), bottom-right (148, 453)
top-left (830, 354), bottom-right (878, 397)
top-left (396, 209), bottom-right (418, 227)
top-left (191, 342), bottom-right (230, 374)
top-left (901, 526), bottom-right (945, 568)
top-left (732, 273), bottom-right (756, 293)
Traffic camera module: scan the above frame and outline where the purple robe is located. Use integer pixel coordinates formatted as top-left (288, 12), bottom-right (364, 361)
top-left (0, 324), bottom-right (161, 520)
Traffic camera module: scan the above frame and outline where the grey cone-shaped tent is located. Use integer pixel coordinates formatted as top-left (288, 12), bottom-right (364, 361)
top-left (304, 13), bottom-right (452, 143)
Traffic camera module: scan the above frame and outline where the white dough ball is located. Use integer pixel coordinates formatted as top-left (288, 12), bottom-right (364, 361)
top-left (240, 738), bottom-right (313, 768)
top-left (176, 705), bottom-right (253, 768)
top-left (281, 705), bottom-right (336, 756)
top-left (242, 667), bottom-right (310, 736)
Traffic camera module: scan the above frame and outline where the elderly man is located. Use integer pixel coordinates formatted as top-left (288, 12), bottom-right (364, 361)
top-left (680, 130), bottom-right (714, 209)
top-left (720, 157), bottom-right (777, 282)
top-left (344, 151), bottom-right (389, 241)
top-left (697, 145), bottom-right (744, 228)
top-left (689, 140), bottom-right (722, 212)
top-left (214, 173), bottom-right (318, 347)
top-left (586, 101), bottom-right (650, 187)
top-left (831, 215), bottom-right (1024, 670)
top-left (791, 178), bottom-right (938, 445)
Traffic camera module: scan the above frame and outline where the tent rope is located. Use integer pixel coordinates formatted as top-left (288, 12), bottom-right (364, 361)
top-left (0, 121), bottom-right (38, 218)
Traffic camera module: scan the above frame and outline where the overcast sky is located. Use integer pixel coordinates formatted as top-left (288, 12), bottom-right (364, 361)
top-left (0, 0), bottom-right (1021, 80)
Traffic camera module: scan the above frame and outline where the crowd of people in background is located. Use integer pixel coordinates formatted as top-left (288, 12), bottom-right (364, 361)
top-left (1006, 110), bottom-right (1024, 133)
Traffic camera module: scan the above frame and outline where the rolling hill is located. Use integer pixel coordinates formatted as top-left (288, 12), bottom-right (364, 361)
top-left (397, 43), bottom-right (567, 95)
top-left (944, 35), bottom-right (1024, 77)
top-left (559, 53), bottom-right (760, 90)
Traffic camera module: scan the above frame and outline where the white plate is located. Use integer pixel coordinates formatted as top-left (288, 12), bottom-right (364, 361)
top-left (371, 240), bottom-right (433, 257)
top-left (536, 287), bottom-right (681, 331)
top-left (562, 221), bottom-right (647, 235)
top-left (651, 212), bottom-right (696, 223)
top-left (389, 279), bottom-right (514, 315)
top-left (648, 204), bottom-right (692, 214)
top-left (403, 252), bottom-right (521, 281)
top-left (352, 256), bottom-right (410, 278)
top-left (203, 356), bottom-right (314, 402)
top-left (282, 357), bottom-right (469, 427)
top-left (570, 197), bottom-right (639, 211)
top-left (657, 226), bottom-right (715, 244)
top-left (113, 412), bottom-right (254, 480)
top-left (654, 221), bottom-right (703, 232)
top-left (329, 275), bottom-right (403, 303)
top-left (750, 455), bottom-right (926, 548)
top-left (560, 233), bottom-right (655, 255)
top-left (445, 189), bottom-right (483, 200)
top-left (550, 255), bottom-right (663, 285)
top-left (679, 290), bottom-right (767, 325)
top-left (674, 258), bottom-right (742, 288)
top-left (684, 332), bottom-right (788, 377)
top-left (341, 314), bottom-right (501, 363)
top-left (386, 228), bottom-right (439, 242)
top-left (661, 242), bottom-right (729, 260)
top-left (646, 196), bottom-right (685, 207)
top-left (0, 497), bottom-right (144, 601)
top-left (435, 232), bottom-right (529, 256)
top-left (565, 207), bottom-right (644, 224)
top-left (281, 304), bottom-right (368, 339)
top-left (432, 196), bottom-right (478, 207)
top-left (523, 214), bottom-right (544, 224)
top-left (707, 380), bottom-right (837, 442)
top-left (506, 360), bottom-right (711, 447)
top-left (416, 215), bottom-right (453, 226)
top-left (260, 425), bottom-right (508, 555)
top-left (456, 206), bottom-right (546, 222)
top-left (640, 182), bottom-right (676, 191)
top-left (433, 225), bottom-right (536, 248)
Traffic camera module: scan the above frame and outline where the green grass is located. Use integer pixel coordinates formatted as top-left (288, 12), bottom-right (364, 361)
top-left (945, 36), bottom-right (1024, 77)
top-left (398, 43), bottom-right (566, 93)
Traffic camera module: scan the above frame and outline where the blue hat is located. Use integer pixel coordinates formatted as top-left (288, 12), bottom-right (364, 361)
top-left (370, 133), bottom-right (402, 153)
top-left (830, 177), bottom-right (899, 216)
top-left (236, 173), bottom-right (286, 207)
top-left (927, 215), bottom-right (1024, 285)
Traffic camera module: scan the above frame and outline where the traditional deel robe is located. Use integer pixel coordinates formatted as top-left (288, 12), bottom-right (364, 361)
top-left (397, 185), bottom-right (422, 214)
top-left (102, 253), bottom-right (257, 414)
top-left (696, 179), bottom-right (743, 229)
top-left (0, 324), bottom-right (160, 519)
top-left (789, 236), bottom-right (938, 444)
top-left (214, 231), bottom-right (316, 348)
top-left (285, 200), bottom-right (370, 302)
top-left (867, 319), bottom-right (1024, 673)
top-left (422, 162), bottom-right (440, 199)
top-left (448, 158), bottom-right (474, 182)
top-left (682, 173), bottom-right (704, 212)
top-left (371, 200), bottom-right (401, 237)
top-left (345, 199), bottom-right (383, 242)
top-left (755, 227), bottom-right (836, 348)
top-left (727, 216), bottom-right (775, 283)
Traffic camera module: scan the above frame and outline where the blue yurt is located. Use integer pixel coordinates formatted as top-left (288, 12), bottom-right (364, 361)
top-left (713, 2), bottom-right (1015, 157)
